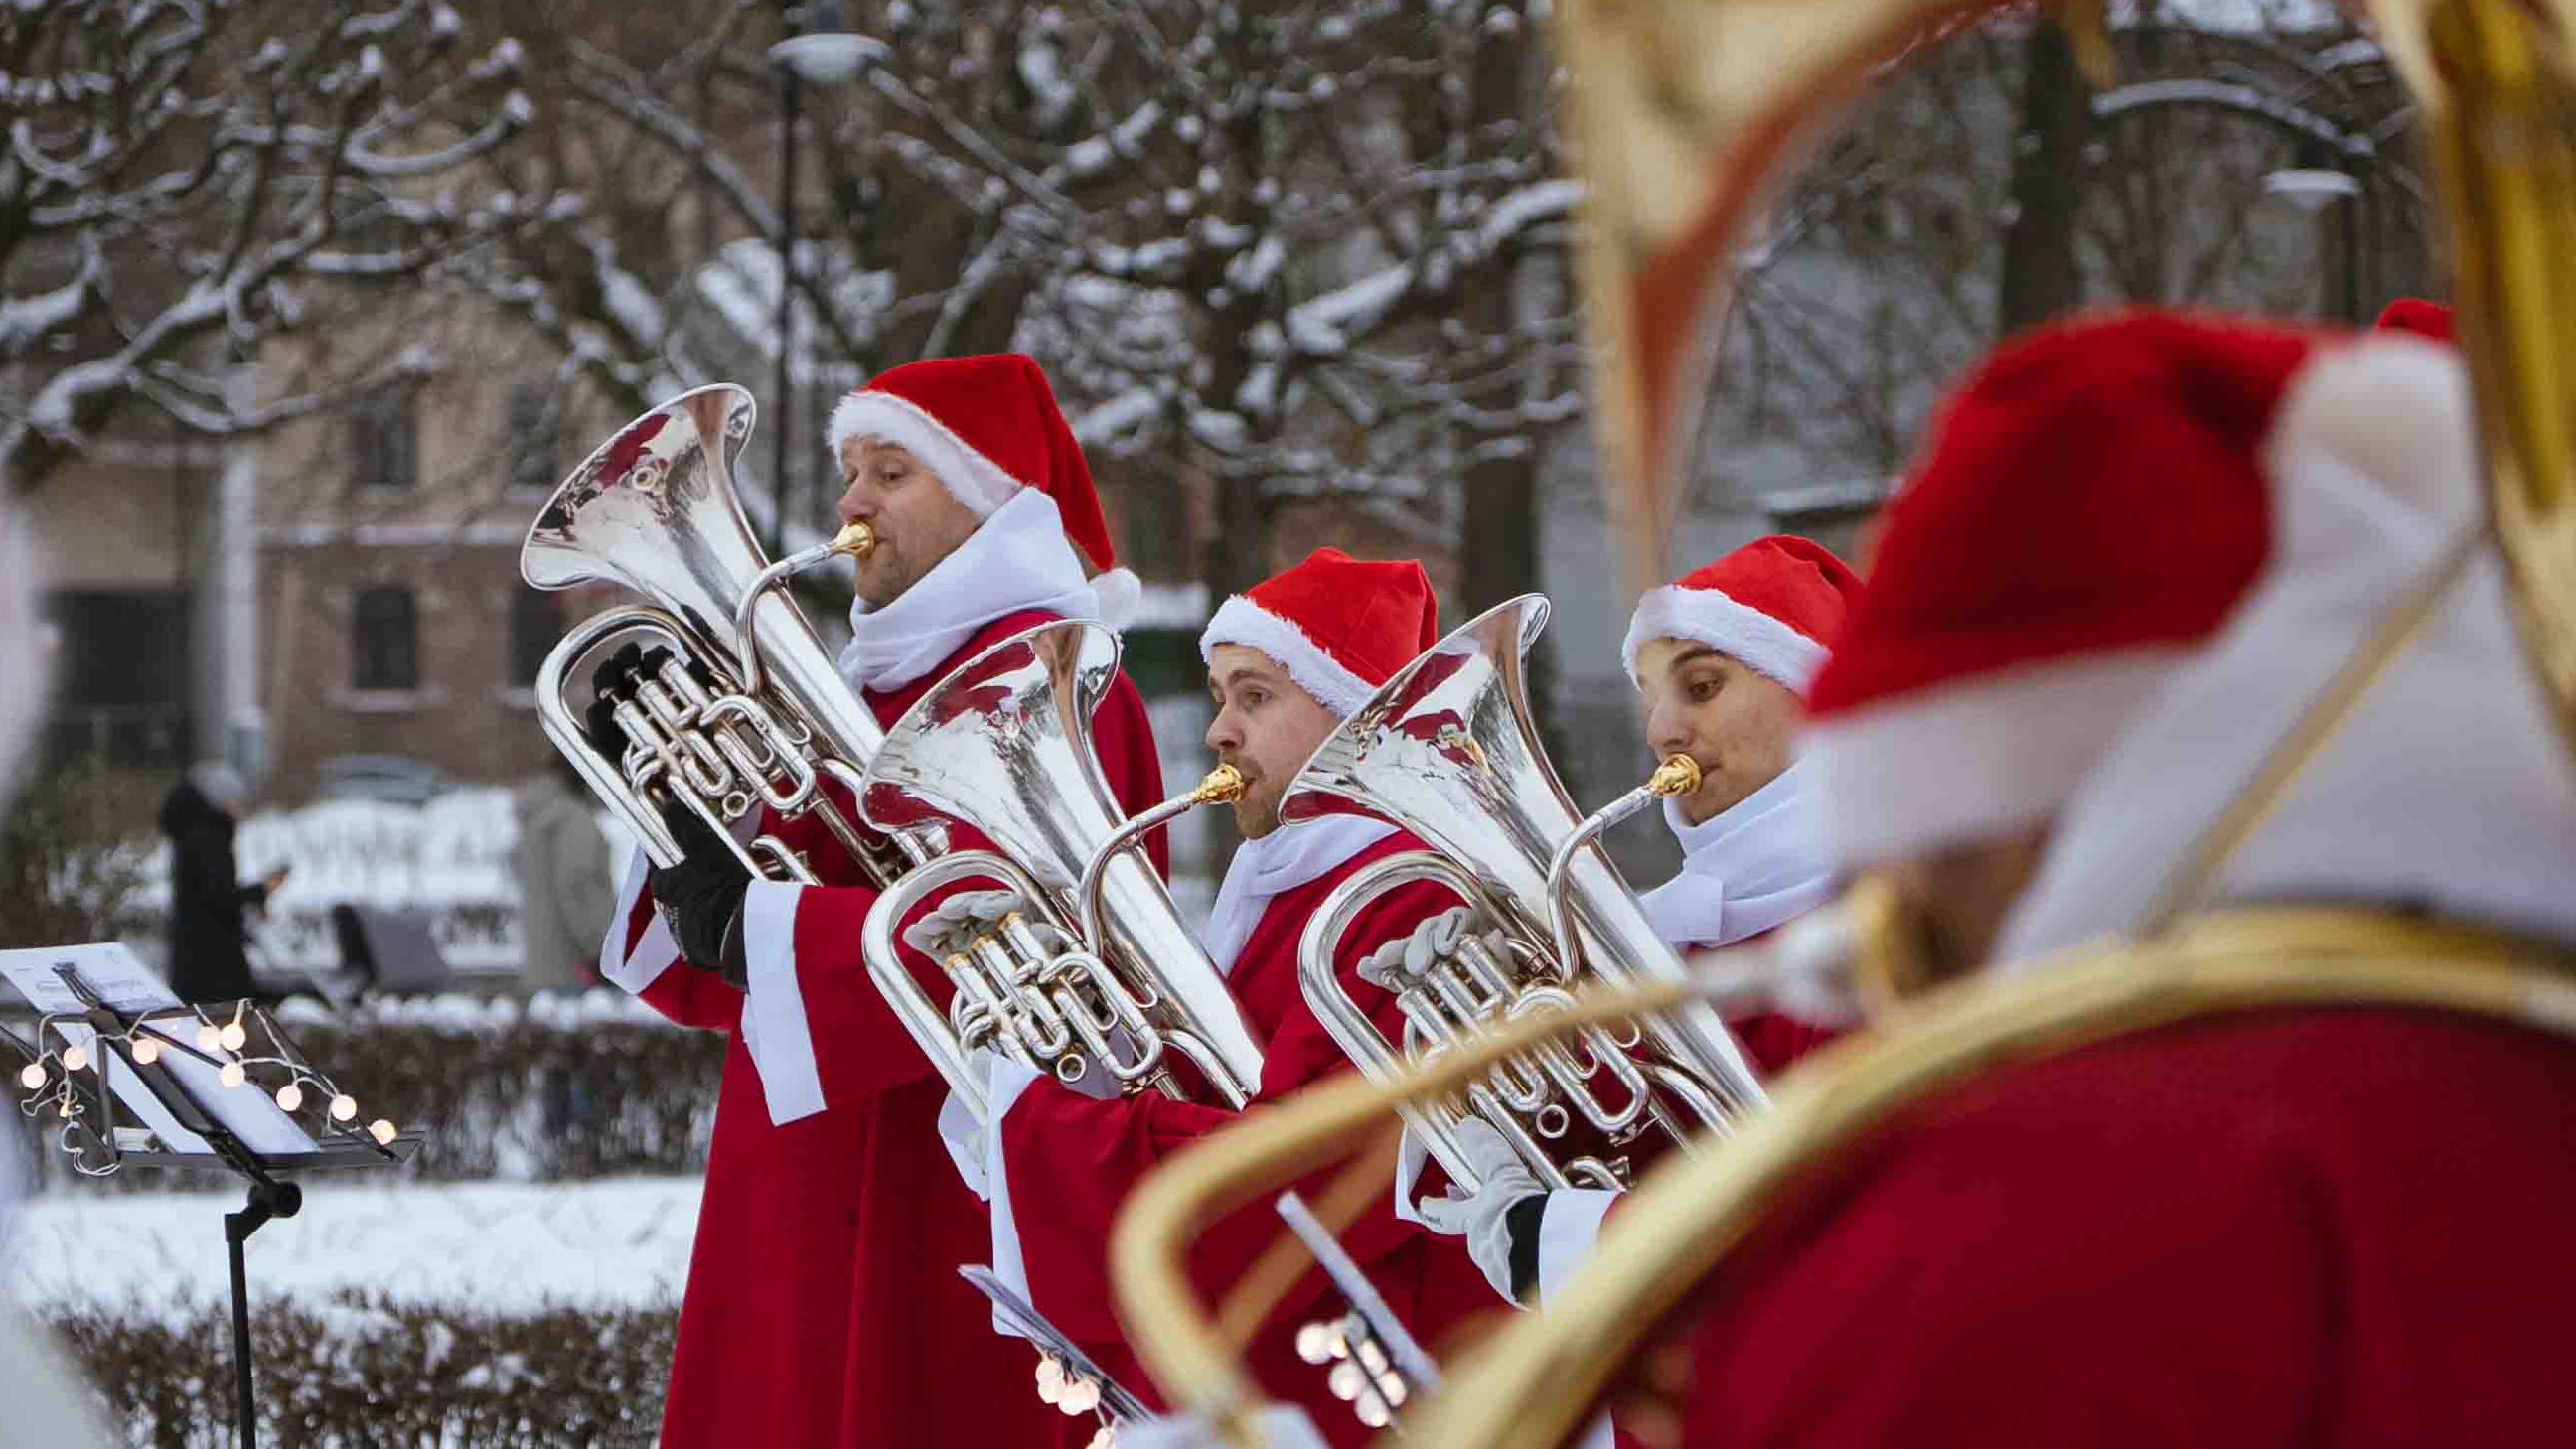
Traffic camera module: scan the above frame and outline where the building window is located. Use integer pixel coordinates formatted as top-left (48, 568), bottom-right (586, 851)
top-left (352, 586), bottom-right (419, 691)
top-left (351, 384), bottom-right (418, 490)
top-left (39, 590), bottom-right (192, 769)
top-left (508, 385), bottom-right (558, 493)
top-left (508, 589), bottom-right (561, 689)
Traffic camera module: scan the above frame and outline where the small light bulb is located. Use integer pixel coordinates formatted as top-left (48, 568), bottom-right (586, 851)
top-left (197, 1024), bottom-right (222, 1051)
top-left (1356, 1392), bottom-right (1392, 1429)
top-left (1034, 1354), bottom-right (1064, 1404)
top-left (220, 1022), bottom-right (248, 1052)
top-left (1382, 1374), bottom-right (1410, 1407)
top-left (131, 1038), bottom-right (161, 1066)
top-left (18, 1063), bottom-right (44, 1089)
top-left (369, 1118), bottom-right (396, 1145)
top-left (61, 1045), bottom-right (88, 1073)
top-left (1356, 1338), bottom-right (1390, 1375)
top-left (1295, 1321), bottom-right (1333, 1365)
top-left (220, 1062), bottom-right (246, 1088)
top-left (1328, 1360), bottom-right (1364, 1402)
top-left (1059, 1377), bottom-right (1100, 1415)
top-left (275, 1084), bottom-right (303, 1112)
top-left (1088, 1427), bottom-right (1116, 1449)
top-left (330, 1095), bottom-right (357, 1121)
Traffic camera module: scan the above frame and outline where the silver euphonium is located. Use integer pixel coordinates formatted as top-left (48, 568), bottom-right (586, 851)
top-left (1279, 595), bottom-right (1769, 1193)
top-left (521, 383), bottom-right (918, 885)
top-left (522, 385), bottom-right (1266, 1122)
top-left (853, 621), bottom-right (1268, 1122)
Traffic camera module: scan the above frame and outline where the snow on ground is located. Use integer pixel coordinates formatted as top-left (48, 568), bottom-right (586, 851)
top-left (3, 1177), bottom-right (700, 1323)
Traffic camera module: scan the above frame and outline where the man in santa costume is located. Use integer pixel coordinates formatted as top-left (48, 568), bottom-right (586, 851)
top-left (937, 547), bottom-right (1500, 1449)
top-left (585, 352), bottom-right (1167, 1448)
top-left (1417, 535), bottom-right (1861, 1307)
top-left (1595, 301), bottom-right (2576, 1447)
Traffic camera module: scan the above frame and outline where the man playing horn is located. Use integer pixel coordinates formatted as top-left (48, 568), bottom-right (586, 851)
top-left (585, 353), bottom-right (1166, 1449)
top-left (1418, 535), bottom-right (1861, 1307)
top-left (1565, 302), bottom-right (2576, 1446)
top-left (938, 548), bottom-right (1498, 1448)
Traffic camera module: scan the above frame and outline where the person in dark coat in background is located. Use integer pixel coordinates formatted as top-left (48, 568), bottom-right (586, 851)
top-left (159, 762), bottom-right (287, 1004)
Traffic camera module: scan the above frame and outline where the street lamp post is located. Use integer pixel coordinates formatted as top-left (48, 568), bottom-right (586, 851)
top-left (765, 2), bottom-right (886, 559)
top-left (2262, 166), bottom-right (2367, 325)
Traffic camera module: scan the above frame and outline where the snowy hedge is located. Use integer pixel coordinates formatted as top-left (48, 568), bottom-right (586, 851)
top-left (7, 993), bottom-right (723, 1192)
top-left (53, 1293), bottom-right (672, 1448)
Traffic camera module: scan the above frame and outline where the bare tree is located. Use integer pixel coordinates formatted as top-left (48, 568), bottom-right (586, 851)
top-left (815, 0), bottom-right (1587, 600)
top-left (0, 0), bottom-right (536, 494)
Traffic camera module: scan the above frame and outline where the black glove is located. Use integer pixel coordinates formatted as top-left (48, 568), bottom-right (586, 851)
top-left (650, 802), bottom-right (752, 988)
top-left (583, 642), bottom-right (676, 764)
top-left (1505, 1194), bottom-right (1547, 1304)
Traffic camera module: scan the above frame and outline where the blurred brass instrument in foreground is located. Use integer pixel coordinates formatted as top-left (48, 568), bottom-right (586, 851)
top-left (1397, 910), bottom-right (2576, 1449)
top-left (1109, 0), bottom-right (2576, 1442)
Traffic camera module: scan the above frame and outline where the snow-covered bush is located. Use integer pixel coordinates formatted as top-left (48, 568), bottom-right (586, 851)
top-left (51, 1294), bottom-right (673, 1448)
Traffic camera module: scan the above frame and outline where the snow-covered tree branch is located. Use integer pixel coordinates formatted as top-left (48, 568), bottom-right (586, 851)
top-left (0, 0), bottom-right (537, 493)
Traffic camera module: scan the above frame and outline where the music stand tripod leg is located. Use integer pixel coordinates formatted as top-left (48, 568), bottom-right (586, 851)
top-left (223, 1178), bottom-right (302, 1449)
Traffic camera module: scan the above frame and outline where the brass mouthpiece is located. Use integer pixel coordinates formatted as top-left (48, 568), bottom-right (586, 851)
top-left (829, 520), bottom-right (878, 559)
top-left (1647, 754), bottom-right (1703, 798)
top-left (1193, 764), bottom-right (1248, 804)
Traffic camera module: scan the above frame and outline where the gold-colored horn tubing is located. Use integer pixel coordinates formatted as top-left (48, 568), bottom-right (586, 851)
top-left (1395, 910), bottom-right (2576, 1449)
top-left (1561, 0), bottom-right (2084, 602)
top-left (2411, 0), bottom-right (2576, 762)
top-left (1107, 976), bottom-right (1693, 1445)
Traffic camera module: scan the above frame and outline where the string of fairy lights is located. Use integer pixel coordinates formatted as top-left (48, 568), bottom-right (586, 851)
top-left (11, 999), bottom-right (398, 1174)
top-left (1297, 1309), bottom-right (1410, 1429)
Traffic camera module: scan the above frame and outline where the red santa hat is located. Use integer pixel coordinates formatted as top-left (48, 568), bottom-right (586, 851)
top-left (1622, 534), bottom-right (1860, 695)
top-left (2373, 297), bottom-right (2454, 343)
top-left (1199, 548), bottom-right (1440, 716)
top-left (824, 352), bottom-right (1118, 570)
top-left (1801, 308), bottom-right (2337, 869)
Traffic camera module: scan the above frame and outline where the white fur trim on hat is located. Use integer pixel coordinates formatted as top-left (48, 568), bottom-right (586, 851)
top-left (2260, 334), bottom-right (2478, 540)
top-left (1091, 567), bottom-right (1142, 631)
top-left (826, 389), bottom-right (1022, 516)
top-left (1623, 584), bottom-right (1827, 692)
top-left (1199, 595), bottom-right (1378, 718)
top-left (1800, 647), bottom-right (2190, 870)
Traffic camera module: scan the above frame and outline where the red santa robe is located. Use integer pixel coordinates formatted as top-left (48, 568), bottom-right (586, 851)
top-left (973, 822), bottom-right (1502, 1448)
top-left (601, 605), bottom-right (1167, 1449)
top-left (1657, 1006), bottom-right (2576, 1448)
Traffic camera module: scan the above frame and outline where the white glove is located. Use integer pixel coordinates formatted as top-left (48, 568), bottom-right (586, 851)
top-left (1356, 906), bottom-right (1501, 993)
top-left (902, 888), bottom-right (1040, 958)
top-left (1413, 1118), bottom-right (1546, 1305)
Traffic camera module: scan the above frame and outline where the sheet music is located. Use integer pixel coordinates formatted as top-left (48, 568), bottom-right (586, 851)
top-left (55, 1024), bottom-right (214, 1156)
top-left (4, 945), bottom-right (317, 1158)
top-left (141, 1028), bottom-right (319, 1158)
top-left (0, 942), bottom-right (181, 1016)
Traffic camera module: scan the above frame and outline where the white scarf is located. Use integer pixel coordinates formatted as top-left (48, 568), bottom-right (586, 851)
top-left (834, 489), bottom-right (1103, 695)
top-left (1636, 759), bottom-right (1835, 949)
top-left (1201, 814), bottom-right (1399, 975)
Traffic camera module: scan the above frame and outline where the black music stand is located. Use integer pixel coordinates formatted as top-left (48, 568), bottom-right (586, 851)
top-left (3, 961), bottom-right (422, 1449)
top-left (1276, 1189), bottom-right (1441, 1430)
top-left (961, 1264), bottom-right (1154, 1427)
